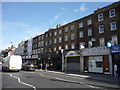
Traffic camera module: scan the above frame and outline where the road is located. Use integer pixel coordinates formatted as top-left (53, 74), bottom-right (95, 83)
top-left (1, 68), bottom-right (119, 90)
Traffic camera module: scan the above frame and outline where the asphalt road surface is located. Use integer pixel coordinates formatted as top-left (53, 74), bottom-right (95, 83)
top-left (1, 68), bottom-right (119, 90)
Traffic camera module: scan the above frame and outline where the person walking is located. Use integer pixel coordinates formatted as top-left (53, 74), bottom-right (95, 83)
top-left (114, 64), bottom-right (118, 77)
top-left (45, 63), bottom-right (48, 71)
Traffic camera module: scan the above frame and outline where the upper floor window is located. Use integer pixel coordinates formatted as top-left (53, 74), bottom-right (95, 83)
top-left (38, 36), bottom-right (41, 41)
top-left (49, 33), bottom-right (52, 37)
top-left (111, 35), bottom-right (118, 45)
top-left (41, 41), bottom-right (44, 47)
top-left (59, 30), bottom-right (62, 34)
top-left (99, 25), bottom-right (104, 33)
top-left (65, 35), bottom-right (68, 41)
top-left (71, 34), bottom-right (75, 40)
top-left (38, 42), bottom-right (41, 47)
top-left (54, 47), bottom-right (56, 51)
top-left (41, 48), bottom-right (44, 53)
top-left (79, 22), bottom-right (83, 28)
top-left (59, 46), bottom-right (62, 50)
top-left (98, 13), bottom-right (103, 21)
top-left (46, 34), bottom-right (48, 38)
top-left (87, 19), bottom-right (92, 25)
top-left (71, 43), bottom-right (75, 49)
top-left (65, 45), bottom-right (68, 50)
top-left (88, 28), bottom-right (92, 36)
top-left (59, 37), bottom-right (62, 43)
top-left (54, 32), bottom-right (57, 36)
top-left (71, 25), bottom-right (75, 30)
top-left (45, 41), bottom-right (48, 46)
top-left (79, 31), bottom-right (83, 38)
top-left (49, 40), bottom-right (52, 45)
top-left (109, 9), bottom-right (115, 18)
top-left (42, 35), bottom-right (44, 40)
top-left (65, 27), bottom-right (68, 32)
top-left (99, 38), bottom-right (105, 46)
top-left (54, 39), bottom-right (57, 44)
top-left (110, 21), bottom-right (117, 31)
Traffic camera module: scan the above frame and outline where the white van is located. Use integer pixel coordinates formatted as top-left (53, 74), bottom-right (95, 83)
top-left (2, 55), bottom-right (22, 71)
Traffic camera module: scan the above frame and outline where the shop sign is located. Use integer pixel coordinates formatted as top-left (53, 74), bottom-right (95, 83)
top-left (32, 55), bottom-right (38, 58)
top-left (82, 46), bottom-right (110, 56)
top-left (111, 45), bottom-right (120, 53)
top-left (65, 51), bottom-right (80, 57)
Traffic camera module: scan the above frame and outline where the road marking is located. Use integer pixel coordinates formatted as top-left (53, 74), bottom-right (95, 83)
top-left (9, 74), bottom-right (36, 90)
top-left (55, 77), bottom-right (100, 89)
top-left (42, 71), bottom-right (84, 80)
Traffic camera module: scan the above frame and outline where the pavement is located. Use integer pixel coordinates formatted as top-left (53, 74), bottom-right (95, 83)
top-left (36, 69), bottom-right (120, 85)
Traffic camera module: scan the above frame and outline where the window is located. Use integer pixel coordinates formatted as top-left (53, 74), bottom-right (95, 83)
top-left (38, 42), bottom-right (41, 47)
top-left (98, 13), bottom-right (103, 21)
top-left (99, 38), bottom-right (105, 46)
top-left (79, 31), bottom-right (83, 38)
top-left (38, 36), bottom-right (41, 41)
top-left (46, 34), bottom-right (48, 38)
top-left (54, 32), bottom-right (57, 36)
top-left (41, 48), bottom-right (44, 53)
top-left (79, 22), bottom-right (83, 28)
top-left (111, 35), bottom-right (118, 45)
top-left (88, 28), bottom-right (92, 36)
top-left (71, 25), bottom-right (75, 30)
top-left (49, 40), bottom-right (52, 45)
top-left (59, 46), bottom-right (62, 50)
top-left (42, 41), bottom-right (44, 46)
top-left (42, 35), bottom-right (44, 40)
top-left (109, 9), bottom-right (115, 18)
top-left (49, 33), bottom-right (52, 37)
top-left (110, 21), bottom-right (117, 31)
top-left (45, 41), bottom-right (48, 46)
top-left (71, 34), bottom-right (75, 40)
top-left (99, 25), bottom-right (104, 33)
top-left (54, 39), bottom-right (57, 44)
top-left (65, 27), bottom-right (68, 32)
top-left (87, 19), bottom-right (92, 25)
top-left (71, 43), bottom-right (75, 49)
top-left (54, 47), bottom-right (56, 51)
top-left (65, 45), bottom-right (68, 50)
top-left (59, 30), bottom-right (62, 34)
top-left (65, 35), bottom-right (68, 41)
top-left (59, 37), bottom-right (62, 43)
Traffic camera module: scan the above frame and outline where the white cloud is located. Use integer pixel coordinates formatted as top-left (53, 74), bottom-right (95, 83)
top-left (75, 3), bottom-right (87, 12)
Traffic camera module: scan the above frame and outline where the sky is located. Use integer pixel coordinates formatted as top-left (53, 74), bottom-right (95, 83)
top-left (1, 1), bottom-right (116, 50)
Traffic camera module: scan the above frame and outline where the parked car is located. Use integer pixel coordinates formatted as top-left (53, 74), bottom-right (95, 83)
top-left (22, 61), bottom-right (36, 71)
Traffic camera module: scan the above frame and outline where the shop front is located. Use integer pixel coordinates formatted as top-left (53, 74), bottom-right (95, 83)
top-left (82, 46), bottom-right (112, 74)
top-left (64, 50), bottom-right (81, 72)
top-left (111, 45), bottom-right (120, 76)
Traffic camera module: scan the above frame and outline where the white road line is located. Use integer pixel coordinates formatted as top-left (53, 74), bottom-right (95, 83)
top-left (9, 74), bottom-right (36, 90)
top-left (55, 77), bottom-right (100, 89)
top-left (40, 72), bottom-right (100, 89)
top-left (42, 71), bottom-right (84, 80)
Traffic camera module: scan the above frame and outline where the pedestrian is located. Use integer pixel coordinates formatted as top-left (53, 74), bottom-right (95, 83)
top-left (40, 63), bottom-right (43, 70)
top-left (114, 64), bottom-right (118, 77)
top-left (45, 63), bottom-right (48, 71)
